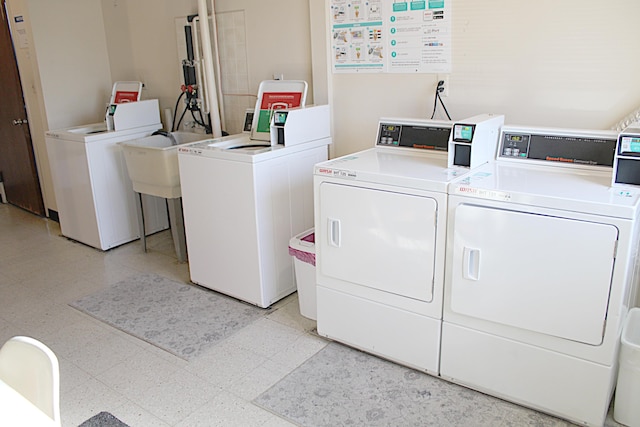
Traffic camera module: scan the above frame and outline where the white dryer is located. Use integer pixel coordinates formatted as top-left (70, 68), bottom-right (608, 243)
top-left (442, 126), bottom-right (640, 426)
top-left (314, 115), bottom-right (503, 374)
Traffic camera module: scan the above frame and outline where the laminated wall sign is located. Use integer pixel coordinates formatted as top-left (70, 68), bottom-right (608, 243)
top-left (330, 0), bottom-right (451, 73)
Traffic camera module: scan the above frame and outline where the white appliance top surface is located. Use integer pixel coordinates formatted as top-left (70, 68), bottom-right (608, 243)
top-left (177, 134), bottom-right (331, 163)
top-left (449, 161), bottom-right (640, 218)
top-left (315, 147), bottom-right (472, 193)
top-left (45, 122), bottom-right (161, 142)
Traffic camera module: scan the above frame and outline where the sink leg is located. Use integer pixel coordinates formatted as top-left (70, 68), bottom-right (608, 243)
top-left (167, 197), bottom-right (187, 263)
top-left (135, 192), bottom-right (147, 253)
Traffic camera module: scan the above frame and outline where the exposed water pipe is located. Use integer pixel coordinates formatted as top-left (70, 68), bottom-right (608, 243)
top-left (210, 0), bottom-right (225, 129)
top-left (197, 0), bottom-right (222, 137)
top-left (192, 13), bottom-right (226, 133)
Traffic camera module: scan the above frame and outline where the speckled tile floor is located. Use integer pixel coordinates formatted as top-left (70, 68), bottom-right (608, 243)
top-left (0, 204), bottom-right (626, 426)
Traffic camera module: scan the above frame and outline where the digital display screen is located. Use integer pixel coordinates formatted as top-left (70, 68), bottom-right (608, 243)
top-left (453, 124), bottom-right (474, 143)
top-left (619, 136), bottom-right (640, 157)
top-left (273, 111), bottom-right (288, 125)
top-left (501, 133), bottom-right (531, 158)
top-left (376, 123), bottom-right (451, 150)
top-left (243, 111), bottom-right (254, 132)
top-left (523, 133), bottom-right (616, 166)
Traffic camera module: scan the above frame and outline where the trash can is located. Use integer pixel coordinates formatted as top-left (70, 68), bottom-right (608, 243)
top-left (289, 229), bottom-right (316, 320)
top-left (614, 307), bottom-right (640, 426)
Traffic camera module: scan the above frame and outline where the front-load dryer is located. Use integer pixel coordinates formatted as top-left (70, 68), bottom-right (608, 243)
top-left (442, 125), bottom-right (640, 426)
top-left (314, 116), bottom-right (503, 374)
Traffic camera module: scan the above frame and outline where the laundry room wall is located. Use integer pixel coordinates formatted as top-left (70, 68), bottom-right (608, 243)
top-left (324, 0), bottom-right (640, 157)
top-left (101, 0), bottom-right (314, 134)
top-left (6, 0), bottom-right (316, 216)
top-left (101, 0), bottom-right (200, 125)
top-left (12, 0), bottom-right (638, 218)
top-left (25, 0), bottom-right (113, 130)
top-left (212, 0), bottom-right (313, 134)
top-left (213, 0), bottom-right (313, 98)
top-left (5, 0), bottom-right (114, 214)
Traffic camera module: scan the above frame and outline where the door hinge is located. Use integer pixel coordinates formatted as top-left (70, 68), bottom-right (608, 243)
top-left (613, 240), bottom-right (618, 259)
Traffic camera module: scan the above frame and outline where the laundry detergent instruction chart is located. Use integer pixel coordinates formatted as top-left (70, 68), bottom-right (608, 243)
top-left (331, 0), bottom-right (451, 73)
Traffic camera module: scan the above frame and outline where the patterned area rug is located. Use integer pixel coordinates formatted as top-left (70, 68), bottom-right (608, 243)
top-left (70, 273), bottom-right (267, 360)
top-left (78, 411), bottom-right (129, 427)
top-left (254, 342), bottom-right (574, 426)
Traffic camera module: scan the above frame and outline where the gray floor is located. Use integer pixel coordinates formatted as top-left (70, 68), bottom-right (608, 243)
top-left (0, 204), bottom-right (623, 426)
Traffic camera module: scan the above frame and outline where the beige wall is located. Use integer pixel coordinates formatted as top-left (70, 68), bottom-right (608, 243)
top-left (213, 0), bottom-right (313, 98)
top-left (6, 0), bottom-right (114, 213)
top-left (327, 1), bottom-right (640, 156)
top-left (28, 0), bottom-right (113, 129)
top-left (102, 0), bottom-right (314, 133)
top-left (8, 0), bottom-right (315, 214)
top-left (102, 0), bottom-right (200, 114)
top-left (8, 0), bottom-right (640, 214)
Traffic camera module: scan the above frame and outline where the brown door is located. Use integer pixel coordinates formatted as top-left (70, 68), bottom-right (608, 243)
top-left (0, 3), bottom-right (44, 216)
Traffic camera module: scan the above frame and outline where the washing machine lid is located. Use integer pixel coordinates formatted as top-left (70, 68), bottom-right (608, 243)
top-left (315, 147), bottom-right (472, 193)
top-left (45, 122), bottom-right (162, 142)
top-left (178, 133), bottom-right (331, 163)
top-left (449, 162), bottom-right (640, 219)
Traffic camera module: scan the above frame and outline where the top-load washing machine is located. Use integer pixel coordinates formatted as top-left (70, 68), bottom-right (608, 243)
top-left (178, 105), bottom-right (331, 308)
top-left (45, 100), bottom-right (169, 250)
top-left (441, 125), bottom-right (640, 426)
top-left (313, 114), bottom-right (504, 374)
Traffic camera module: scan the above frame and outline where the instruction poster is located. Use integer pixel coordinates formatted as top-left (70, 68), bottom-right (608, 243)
top-left (330, 0), bottom-right (451, 73)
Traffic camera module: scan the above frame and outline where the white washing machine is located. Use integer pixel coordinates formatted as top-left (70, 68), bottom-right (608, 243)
top-left (442, 125), bottom-right (640, 426)
top-left (46, 120), bottom-right (169, 250)
top-left (314, 115), bottom-right (503, 374)
top-left (178, 133), bottom-right (331, 308)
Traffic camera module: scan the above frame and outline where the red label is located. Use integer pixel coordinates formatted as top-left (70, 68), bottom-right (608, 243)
top-left (113, 91), bottom-right (139, 103)
top-left (260, 92), bottom-right (303, 110)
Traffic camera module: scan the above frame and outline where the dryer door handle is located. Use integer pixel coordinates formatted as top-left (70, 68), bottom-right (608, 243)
top-left (328, 218), bottom-right (341, 247)
top-left (463, 247), bottom-right (480, 281)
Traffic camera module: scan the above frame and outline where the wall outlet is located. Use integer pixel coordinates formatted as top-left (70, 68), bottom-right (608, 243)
top-left (437, 74), bottom-right (449, 97)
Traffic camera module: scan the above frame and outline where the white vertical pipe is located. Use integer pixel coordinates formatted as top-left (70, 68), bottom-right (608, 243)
top-left (191, 17), bottom-right (208, 115)
top-left (163, 108), bottom-right (173, 132)
top-left (210, 0), bottom-right (226, 129)
top-left (197, 0), bottom-right (222, 137)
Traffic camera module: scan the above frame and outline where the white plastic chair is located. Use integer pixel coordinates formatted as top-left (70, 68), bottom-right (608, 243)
top-left (0, 336), bottom-right (61, 425)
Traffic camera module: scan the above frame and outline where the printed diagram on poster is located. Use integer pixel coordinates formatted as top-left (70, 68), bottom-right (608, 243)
top-left (330, 0), bottom-right (451, 74)
top-left (331, 0), bottom-right (385, 72)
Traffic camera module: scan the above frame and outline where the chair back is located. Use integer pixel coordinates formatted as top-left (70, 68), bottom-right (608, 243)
top-left (0, 336), bottom-right (60, 424)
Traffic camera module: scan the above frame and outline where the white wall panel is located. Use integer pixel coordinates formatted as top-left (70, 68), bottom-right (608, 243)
top-left (328, 0), bottom-right (640, 157)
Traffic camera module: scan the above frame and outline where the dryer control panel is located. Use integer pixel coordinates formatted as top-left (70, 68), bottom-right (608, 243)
top-left (613, 126), bottom-right (640, 187)
top-left (376, 119), bottom-right (451, 151)
top-left (498, 126), bottom-right (618, 167)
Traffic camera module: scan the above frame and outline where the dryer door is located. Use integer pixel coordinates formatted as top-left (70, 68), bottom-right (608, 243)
top-left (450, 203), bottom-right (618, 345)
top-left (318, 182), bottom-right (438, 302)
